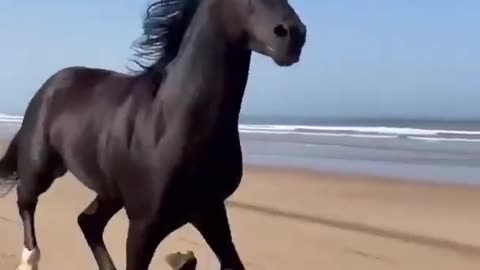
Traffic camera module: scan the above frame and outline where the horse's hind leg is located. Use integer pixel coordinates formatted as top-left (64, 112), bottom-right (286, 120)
top-left (190, 203), bottom-right (245, 270)
top-left (16, 177), bottom-right (41, 270)
top-left (16, 170), bottom-right (64, 270)
top-left (77, 196), bottom-right (122, 270)
top-left (16, 146), bottom-right (66, 270)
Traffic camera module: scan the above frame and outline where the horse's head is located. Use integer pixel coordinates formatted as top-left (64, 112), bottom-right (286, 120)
top-left (226, 0), bottom-right (307, 67)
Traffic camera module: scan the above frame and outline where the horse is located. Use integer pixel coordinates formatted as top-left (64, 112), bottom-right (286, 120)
top-left (0, 0), bottom-right (306, 269)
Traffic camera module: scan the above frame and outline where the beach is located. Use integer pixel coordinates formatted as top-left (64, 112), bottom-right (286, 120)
top-left (1, 165), bottom-right (480, 269)
top-left (1, 0), bottom-right (477, 267)
top-left (1, 117), bottom-right (480, 269)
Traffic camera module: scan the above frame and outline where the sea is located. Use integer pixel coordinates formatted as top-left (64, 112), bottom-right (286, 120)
top-left (1, 113), bottom-right (480, 186)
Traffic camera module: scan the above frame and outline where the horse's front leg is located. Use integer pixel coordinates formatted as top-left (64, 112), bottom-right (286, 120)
top-left (190, 203), bottom-right (245, 270)
top-left (125, 218), bottom-right (162, 270)
top-left (125, 210), bottom-right (184, 270)
top-left (77, 196), bottom-right (123, 270)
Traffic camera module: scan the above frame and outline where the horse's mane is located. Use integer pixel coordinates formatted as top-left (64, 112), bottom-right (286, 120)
top-left (129, 0), bottom-right (199, 75)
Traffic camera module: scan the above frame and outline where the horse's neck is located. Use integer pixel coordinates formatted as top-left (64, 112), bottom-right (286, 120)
top-left (157, 7), bottom-right (251, 133)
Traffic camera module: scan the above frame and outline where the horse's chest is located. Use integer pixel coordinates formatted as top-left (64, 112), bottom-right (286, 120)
top-left (188, 140), bottom-right (243, 201)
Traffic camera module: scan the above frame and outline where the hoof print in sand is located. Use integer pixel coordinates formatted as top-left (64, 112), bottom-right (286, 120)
top-left (165, 251), bottom-right (197, 270)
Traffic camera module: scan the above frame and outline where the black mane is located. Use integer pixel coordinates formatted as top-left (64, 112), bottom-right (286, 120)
top-left (129, 0), bottom-right (199, 74)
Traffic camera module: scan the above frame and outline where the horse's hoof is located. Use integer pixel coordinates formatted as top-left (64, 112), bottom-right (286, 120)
top-left (16, 264), bottom-right (38, 270)
top-left (165, 251), bottom-right (197, 270)
top-left (16, 247), bottom-right (40, 270)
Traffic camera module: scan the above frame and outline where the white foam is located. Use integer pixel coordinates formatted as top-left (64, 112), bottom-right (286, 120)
top-left (239, 124), bottom-right (480, 137)
top-left (0, 113), bottom-right (23, 123)
top-left (240, 129), bottom-right (398, 139)
top-left (408, 136), bottom-right (480, 143)
top-left (2, 114), bottom-right (479, 143)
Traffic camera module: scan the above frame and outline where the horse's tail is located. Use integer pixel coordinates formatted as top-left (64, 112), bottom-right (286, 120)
top-left (0, 132), bottom-right (20, 198)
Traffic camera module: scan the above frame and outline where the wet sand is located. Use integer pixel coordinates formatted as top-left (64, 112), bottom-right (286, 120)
top-left (1, 166), bottom-right (480, 269)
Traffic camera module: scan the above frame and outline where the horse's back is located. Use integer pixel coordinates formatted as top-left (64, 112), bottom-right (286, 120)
top-left (21, 66), bottom-right (130, 144)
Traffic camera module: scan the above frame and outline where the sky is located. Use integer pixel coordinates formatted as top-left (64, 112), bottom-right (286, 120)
top-left (0, 0), bottom-right (479, 120)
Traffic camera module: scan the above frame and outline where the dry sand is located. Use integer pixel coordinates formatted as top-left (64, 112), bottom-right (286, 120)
top-left (1, 166), bottom-right (480, 269)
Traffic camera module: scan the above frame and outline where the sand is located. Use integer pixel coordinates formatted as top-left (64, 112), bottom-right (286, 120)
top-left (1, 166), bottom-right (480, 269)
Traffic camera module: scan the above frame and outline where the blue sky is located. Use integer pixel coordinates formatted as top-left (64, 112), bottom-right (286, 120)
top-left (0, 1), bottom-right (479, 119)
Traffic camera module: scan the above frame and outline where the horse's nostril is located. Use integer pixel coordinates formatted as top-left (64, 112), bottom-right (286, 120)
top-left (273, 24), bottom-right (288, 38)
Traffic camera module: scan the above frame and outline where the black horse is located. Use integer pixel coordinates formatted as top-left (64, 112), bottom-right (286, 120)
top-left (0, 0), bottom-right (306, 269)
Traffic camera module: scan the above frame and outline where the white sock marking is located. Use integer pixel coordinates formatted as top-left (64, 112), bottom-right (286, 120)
top-left (17, 247), bottom-right (40, 270)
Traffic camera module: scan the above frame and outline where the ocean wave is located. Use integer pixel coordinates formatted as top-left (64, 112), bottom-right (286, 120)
top-left (240, 129), bottom-right (398, 139)
top-left (239, 124), bottom-right (480, 143)
top-left (408, 136), bottom-right (480, 143)
top-left (0, 113), bottom-right (23, 123)
top-left (239, 124), bottom-right (480, 136)
top-left (2, 115), bottom-right (479, 143)
top-left (240, 128), bottom-right (480, 142)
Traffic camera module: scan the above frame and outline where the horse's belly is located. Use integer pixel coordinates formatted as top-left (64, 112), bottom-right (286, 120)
top-left (60, 142), bottom-right (111, 195)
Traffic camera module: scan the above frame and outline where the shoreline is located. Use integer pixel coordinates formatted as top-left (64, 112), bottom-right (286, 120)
top-left (1, 137), bottom-right (479, 189)
top-left (2, 118), bottom-right (480, 187)
top-left (244, 163), bottom-right (480, 190)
